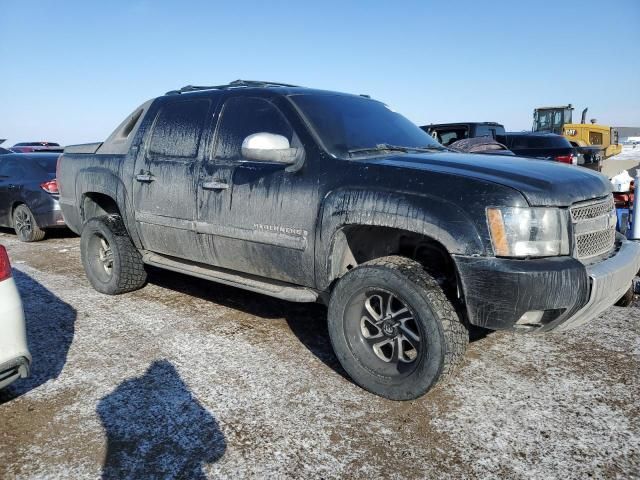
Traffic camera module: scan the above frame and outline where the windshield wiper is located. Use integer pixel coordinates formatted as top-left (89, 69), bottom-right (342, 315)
top-left (348, 143), bottom-right (446, 156)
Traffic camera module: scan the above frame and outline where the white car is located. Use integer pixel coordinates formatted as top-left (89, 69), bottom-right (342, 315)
top-left (0, 244), bottom-right (31, 389)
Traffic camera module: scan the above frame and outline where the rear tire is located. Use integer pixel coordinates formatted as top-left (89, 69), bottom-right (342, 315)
top-left (81, 215), bottom-right (147, 295)
top-left (327, 256), bottom-right (468, 400)
top-left (13, 204), bottom-right (46, 242)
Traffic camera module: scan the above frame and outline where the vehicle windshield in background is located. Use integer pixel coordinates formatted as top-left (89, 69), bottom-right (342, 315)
top-left (13, 142), bottom-right (60, 147)
top-left (291, 94), bottom-right (444, 157)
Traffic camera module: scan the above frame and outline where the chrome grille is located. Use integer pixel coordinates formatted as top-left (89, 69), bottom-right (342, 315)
top-left (570, 195), bottom-right (615, 221)
top-left (570, 195), bottom-right (616, 261)
top-left (575, 229), bottom-right (616, 259)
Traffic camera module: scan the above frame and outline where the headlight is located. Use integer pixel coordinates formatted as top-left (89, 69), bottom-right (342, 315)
top-left (486, 207), bottom-right (569, 257)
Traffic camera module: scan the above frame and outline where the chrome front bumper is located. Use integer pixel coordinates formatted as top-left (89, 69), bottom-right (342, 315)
top-left (0, 356), bottom-right (30, 390)
top-left (555, 239), bottom-right (640, 332)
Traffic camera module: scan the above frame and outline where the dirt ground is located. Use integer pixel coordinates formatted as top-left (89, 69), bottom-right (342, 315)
top-left (0, 230), bottom-right (638, 479)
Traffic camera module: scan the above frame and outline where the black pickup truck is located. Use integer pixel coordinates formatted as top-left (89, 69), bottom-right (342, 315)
top-left (58, 80), bottom-right (640, 400)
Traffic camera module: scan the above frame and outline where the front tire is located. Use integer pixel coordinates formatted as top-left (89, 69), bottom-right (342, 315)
top-left (615, 286), bottom-right (634, 307)
top-left (81, 215), bottom-right (147, 295)
top-left (328, 256), bottom-right (468, 400)
top-left (13, 204), bottom-right (45, 242)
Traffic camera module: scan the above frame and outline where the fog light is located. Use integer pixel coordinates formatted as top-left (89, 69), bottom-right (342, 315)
top-left (516, 310), bottom-right (544, 326)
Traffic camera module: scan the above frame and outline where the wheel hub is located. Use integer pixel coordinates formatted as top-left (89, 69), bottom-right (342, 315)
top-left (381, 318), bottom-right (398, 337)
top-left (357, 290), bottom-right (422, 365)
top-left (97, 237), bottom-right (113, 274)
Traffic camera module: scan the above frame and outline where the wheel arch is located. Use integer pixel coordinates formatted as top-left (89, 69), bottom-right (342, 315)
top-left (316, 188), bottom-right (484, 292)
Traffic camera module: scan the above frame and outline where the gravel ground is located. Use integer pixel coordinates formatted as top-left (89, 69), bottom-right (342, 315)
top-left (0, 230), bottom-right (639, 479)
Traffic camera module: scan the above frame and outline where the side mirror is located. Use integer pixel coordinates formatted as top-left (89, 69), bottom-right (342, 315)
top-left (241, 133), bottom-right (298, 165)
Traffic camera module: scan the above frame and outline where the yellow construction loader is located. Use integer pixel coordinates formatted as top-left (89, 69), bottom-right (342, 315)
top-left (533, 105), bottom-right (622, 160)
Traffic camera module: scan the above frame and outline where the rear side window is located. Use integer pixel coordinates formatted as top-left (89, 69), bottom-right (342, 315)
top-left (0, 158), bottom-right (27, 178)
top-left (475, 125), bottom-right (504, 139)
top-left (509, 135), bottom-right (571, 149)
top-left (148, 99), bottom-right (210, 159)
top-left (34, 156), bottom-right (58, 173)
top-left (213, 97), bottom-right (294, 161)
top-left (435, 128), bottom-right (468, 146)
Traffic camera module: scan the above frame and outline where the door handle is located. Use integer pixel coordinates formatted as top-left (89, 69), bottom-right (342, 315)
top-left (202, 180), bottom-right (229, 191)
top-left (136, 172), bottom-right (154, 183)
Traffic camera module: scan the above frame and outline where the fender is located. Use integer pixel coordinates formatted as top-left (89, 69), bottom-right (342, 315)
top-left (315, 187), bottom-right (486, 290)
top-left (73, 166), bottom-right (143, 248)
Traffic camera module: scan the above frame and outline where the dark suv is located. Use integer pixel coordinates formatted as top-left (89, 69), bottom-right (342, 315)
top-left (58, 80), bottom-right (640, 400)
top-left (420, 122), bottom-right (505, 146)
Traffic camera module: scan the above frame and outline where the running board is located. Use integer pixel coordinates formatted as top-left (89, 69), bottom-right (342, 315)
top-left (142, 252), bottom-right (319, 303)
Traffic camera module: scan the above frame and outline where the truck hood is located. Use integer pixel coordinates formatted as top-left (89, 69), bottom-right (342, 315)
top-left (366, 152), bottom-right (611, 207)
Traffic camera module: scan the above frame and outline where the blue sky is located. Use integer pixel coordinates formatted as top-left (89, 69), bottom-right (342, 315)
top-left (1, 0), bottom-right (639, 147)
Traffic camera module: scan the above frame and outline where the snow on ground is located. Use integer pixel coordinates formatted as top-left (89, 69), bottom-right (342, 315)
top-left (0, 231), bottom-right (638, 479)
top-left (613, 145), bottom-right (640, 161)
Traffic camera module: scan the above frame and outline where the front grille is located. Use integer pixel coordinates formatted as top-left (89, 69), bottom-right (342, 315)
top-left (570, 195), bottom-right (614, 221)
top-left (570, 195), bottom-right (616, 261)
top-left (575, 229), bottom-right (616, 259)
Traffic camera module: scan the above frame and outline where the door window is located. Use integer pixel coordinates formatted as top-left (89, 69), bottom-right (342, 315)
top-left (0, 158), bottom-right (26, 179)
top-left (213, 97), bottom-right (296, 161)
top-left (148, 99), bottom-right (210, 160)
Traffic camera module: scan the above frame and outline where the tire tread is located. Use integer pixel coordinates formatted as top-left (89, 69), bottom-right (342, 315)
top-left (355, 256), bottom-right (468, 379)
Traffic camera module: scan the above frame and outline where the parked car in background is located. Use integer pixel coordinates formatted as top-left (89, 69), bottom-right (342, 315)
top-left (58, 80), bottom-right (640, 400)
top-left (496, 132), bottom-right (578, 165)
top-left (11, 142), bottom-right (64, 153)
top-left (0, 153), bottom-right (65, 241)
top-left (421, 122), bottom-right (505, 146)
top-left (0, 244), bottom-right (31, 389)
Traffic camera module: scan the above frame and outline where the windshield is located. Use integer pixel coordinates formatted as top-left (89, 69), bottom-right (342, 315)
top-left (291, 94), bottom-right (443, 157)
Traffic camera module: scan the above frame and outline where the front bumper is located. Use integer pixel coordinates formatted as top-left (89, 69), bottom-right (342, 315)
top-left (0, 277), bottom-right (31, 389)
top-left (454, 238), bottom-right (640, 332)
top-left (554, 239), bottom-right (640, 331)
top-left (0, 357), bottom-right (30, 390)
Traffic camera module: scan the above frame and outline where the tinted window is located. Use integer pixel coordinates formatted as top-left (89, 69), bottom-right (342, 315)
top-left (34, 155), bottom-right (59, 173)
top-left (148, 99), bottom-right (210, 159)
top-left (505, 134), bottom-right (571, 149)
top-left (214, 97), bottom-right (295, 161)
top-left (13, 142), bottom-right (59, 147)
top-left (475, 124), bottom-right (504, 139)
top-left (0, 158), bottom-right (26, 178)
top-left (292, 94), bottom-right (441, 157)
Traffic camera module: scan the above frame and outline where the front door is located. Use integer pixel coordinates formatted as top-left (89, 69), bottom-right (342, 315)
top-left (196, 95), bottom-right (317, 286)
top-left (133, 97), bottom-right (212, 260)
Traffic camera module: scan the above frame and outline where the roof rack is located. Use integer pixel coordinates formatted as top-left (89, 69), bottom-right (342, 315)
top-left (165, 79), bottom-right (301, 95)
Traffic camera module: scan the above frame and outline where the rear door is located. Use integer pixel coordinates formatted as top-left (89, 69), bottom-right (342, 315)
top-left (0, 158), bottom-right (26, 226)
top-left (196, 94), bottom-right (317, 286)
top-left (132, 97), bottom-right (213, 260)
top-left (0, 157), bottom-right (13, 225)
